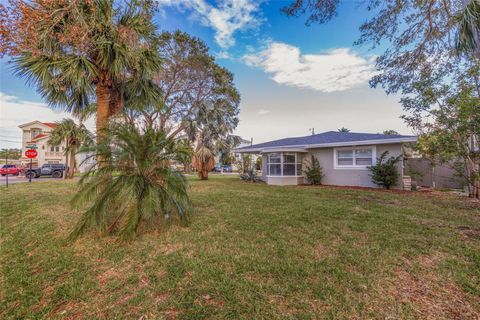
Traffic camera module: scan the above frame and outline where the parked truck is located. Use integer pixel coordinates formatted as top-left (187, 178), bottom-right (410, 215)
top-left (25, 164), bottom-right (66, 179)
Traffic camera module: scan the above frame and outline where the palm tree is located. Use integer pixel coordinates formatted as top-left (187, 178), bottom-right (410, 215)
top-left (192, 143), bottom-right (216, 180)
top-left (338, 127), bottom-right (351, 133)
top-left (69, 122), bottom-right (191, 240)
top-left (48, 119), bottom-right (93, 179)
top-left (192, 132), bottom-right (241, 180)
top-left (456, 0), bottom-right (480, 58)
top-left (4, 0), bottom-right (161, 143)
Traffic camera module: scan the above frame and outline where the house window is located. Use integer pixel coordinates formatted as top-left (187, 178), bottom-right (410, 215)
top-left (334, 147), bottom-right (376, 169)
top-left (31, 128), bottom-right (41, 139)
top-left (267, 153), bottom-right (281, 176)
top-left (267, 152), bottom-right (303, 176)
top-left (50, 146), bottom-right (60, 152)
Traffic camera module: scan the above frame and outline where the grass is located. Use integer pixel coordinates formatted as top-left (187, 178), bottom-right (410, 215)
top-left (1, 176), bottom-right (479, 319)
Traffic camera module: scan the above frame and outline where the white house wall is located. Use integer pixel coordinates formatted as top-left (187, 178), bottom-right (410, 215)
top-left (308, 143), bottom-right (404, 189)
top-left (259, 143), bottom-right (404, 188)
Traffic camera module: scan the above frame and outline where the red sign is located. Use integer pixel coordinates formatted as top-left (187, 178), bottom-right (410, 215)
top-left (25, 149), bottom-right (38, 159)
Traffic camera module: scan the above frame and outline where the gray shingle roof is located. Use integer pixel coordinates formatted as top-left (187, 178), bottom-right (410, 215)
top-left (236, 131), bottom-right (416, 151)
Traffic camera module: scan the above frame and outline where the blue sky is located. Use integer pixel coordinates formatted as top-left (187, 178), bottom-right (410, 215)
top-left (0, 0), bottom-right (410, 148)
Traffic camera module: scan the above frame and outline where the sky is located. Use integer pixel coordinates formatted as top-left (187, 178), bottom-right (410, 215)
top-left (0, 0), bottom-right (412, 149)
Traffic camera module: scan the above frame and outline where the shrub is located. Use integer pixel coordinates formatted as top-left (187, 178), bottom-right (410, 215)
top-left (368, 151), bottom-right (402, 189)
top-left (255, 156), bottom-right (262, 170)
top-left (240, 169), bottom-right (259, 182)
top-left (304, 155), bottom-right (323, 185)
top-left (70, 123), bottom-right (191, 240)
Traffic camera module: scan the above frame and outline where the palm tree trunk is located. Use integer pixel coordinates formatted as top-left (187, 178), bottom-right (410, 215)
top-left (68, 144), bottom-right (76, 179)
top-left (96, 83), bottom-right (111, 144)
top-left (64, 137), bottom-right (68, 180)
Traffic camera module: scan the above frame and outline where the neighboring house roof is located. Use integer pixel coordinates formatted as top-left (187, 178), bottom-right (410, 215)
top-left (42, 122), bottom-right (57, 128)
top-left (235, 131), bottom-right (417, 153)
top-left (29, 133), bottom-right (49, 142)
top-left (18, 120), bottom-right (57, 129)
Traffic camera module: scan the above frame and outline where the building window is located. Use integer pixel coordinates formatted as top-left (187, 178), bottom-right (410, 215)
top-left (50, 146), bottom-right (60, 152)
top-left (267, 152), bottom-right (303, 176)
top-left (267, 153), bottom-right (281, 176)
top-left (334, 146), bottom-right (376, 169)
top-left (31, 128), bottom-right (41, 139)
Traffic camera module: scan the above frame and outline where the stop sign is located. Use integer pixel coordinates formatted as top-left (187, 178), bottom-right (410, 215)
top-left (25, 149), bottom-right (38, 159)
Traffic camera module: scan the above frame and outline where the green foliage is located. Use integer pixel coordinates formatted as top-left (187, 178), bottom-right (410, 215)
top-left (282, 0), bottom-right (477, 104)
top-left (175, 139), bottom-right (194, 170)
top-left (240, 169), bottom-right (259, 182)
top-left (236, 155), bottom-right (252, 174)
top-left (368, 151), bottom-right (402, 189)
top-left (255, 156), bottom-right (262, 170)
top-left (48, 118), bottom-right (93, 178)
top-left (402, 74), bottom-right (480, 197)
top-left (338, 127), bottom-right (350, 132)
top-left (303, 155), bottom-right (323, 185)
top-left (48, 119), bottom-right (93, 148)
top-left (5, 0), bottom-right (161, 118)
top-left (0, 148), bottom-right (21, 160)
top-left (456, 0), bottom-right (480, 57)
top-left (382, 130), bottom-right (399, 135)
top-left (69, 122), bottom-right (191, 240)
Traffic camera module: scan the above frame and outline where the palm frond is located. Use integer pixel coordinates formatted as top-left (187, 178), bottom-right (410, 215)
top-left (69, 122), bottom-right (191, 240)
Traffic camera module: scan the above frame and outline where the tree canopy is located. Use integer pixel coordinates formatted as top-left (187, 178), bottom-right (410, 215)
top-left (0, 0), bottom-right (161, 140)
top-left (283, 0), bottom-right (479, 97)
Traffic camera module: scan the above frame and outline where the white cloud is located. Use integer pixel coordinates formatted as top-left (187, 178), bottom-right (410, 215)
top-left (215, 51), bottom-right (231, 60)
top-left (243, 42), bottom-right (377, 93)
top-left (0, 92), bottom-right (95, 148)
top-left (157, 0), bottom-right (263, 49)
top-left (257, 108), bottom-right (271, 115)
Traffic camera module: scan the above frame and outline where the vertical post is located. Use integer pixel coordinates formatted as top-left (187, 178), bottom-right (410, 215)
top-left (29, 158), bottom-right (32, 183)
top-left (64, 139), bottom-right (68, 180)
top-left (5, 150), bottom-right (8, 188)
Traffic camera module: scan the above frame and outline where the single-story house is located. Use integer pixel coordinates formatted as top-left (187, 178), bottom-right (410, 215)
top-left (235, 131), bottom-right (417, 188)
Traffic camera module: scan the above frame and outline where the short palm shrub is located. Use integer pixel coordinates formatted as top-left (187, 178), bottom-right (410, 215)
top-left (240, 169), bottom-right (259, 182)
top-left (70, 123), bottom-right (191, 240)
top-left (368, 151), bottom-right (402, 189)
top-left (304, 155), bottom-right (323, 185)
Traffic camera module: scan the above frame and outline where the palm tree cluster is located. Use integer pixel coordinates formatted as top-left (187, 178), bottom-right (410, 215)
top-left (70, 122), bottom-right (192, 240)
top-left (1, 1), bottom-right (243, 239)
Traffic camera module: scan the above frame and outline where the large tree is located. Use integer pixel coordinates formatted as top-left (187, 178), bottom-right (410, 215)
top-left (124, 31), bottom-right (241, 179)
top-left (282, 0), bottom-right (479, 96)
top-left (403, 66), bottom-right (480, 198)
top-left (0, 0), bottom-right (161, 142)
top-left (127, 31), bottom-right (241, 138)
top-left (190, 104), bottom-right (241, 180)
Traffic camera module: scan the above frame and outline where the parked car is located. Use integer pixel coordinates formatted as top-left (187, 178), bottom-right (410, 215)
top-left (213, 165), bottom-right (233, 173)
top-left (25, 164), bottom-right (66, 179)
top-left (0, 164), bottom-right (21, 176)
top-left (222, 165), bottom-right (233, 173)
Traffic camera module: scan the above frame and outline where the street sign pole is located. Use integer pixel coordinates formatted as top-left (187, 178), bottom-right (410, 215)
top-left (25, 148), bottom-right (38, 183)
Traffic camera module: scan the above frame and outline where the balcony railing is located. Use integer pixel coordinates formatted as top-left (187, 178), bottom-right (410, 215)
top-left (45, 152), bottom-right (64, 158)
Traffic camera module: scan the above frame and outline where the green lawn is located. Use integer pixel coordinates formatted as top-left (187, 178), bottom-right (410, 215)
top-left (1, 176), bottom-right (479, 319)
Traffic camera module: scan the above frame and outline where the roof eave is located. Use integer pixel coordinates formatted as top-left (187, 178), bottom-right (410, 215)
top-left (234, 137), bottom-right (417, 153)
top-left (305, 137), bottom-right (418, 149)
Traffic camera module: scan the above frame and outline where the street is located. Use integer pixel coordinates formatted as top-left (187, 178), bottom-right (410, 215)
top-left (0, 175), bottom-right (62, 185)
